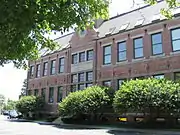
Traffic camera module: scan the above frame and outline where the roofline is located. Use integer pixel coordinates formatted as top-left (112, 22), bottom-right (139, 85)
top-left (53, 32), bottom-right (75, 41)
top-left (103, 0), bottom-right (164, 22)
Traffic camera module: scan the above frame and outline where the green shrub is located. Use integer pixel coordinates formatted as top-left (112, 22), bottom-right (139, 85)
top-left (113, 78), bottom-right (180, 117)
top-left (58, 85), bottom-right (114, 120)
top-left (16, 96), bottom-right (45, 116)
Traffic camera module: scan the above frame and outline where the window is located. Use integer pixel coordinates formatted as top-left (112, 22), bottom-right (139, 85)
top-left (174, 72), bottom-right (180, 80)
top-left (28, 90), bottom-right (32, 96)
top-left (87, 50), bottom-right (93, 61)
top-left (151, 33), bottom-right (163, 55)
top-left (153, 74), bottom-right (164, 79)
top-left (36, 64), bottom-right (41, 78)
top-left (30, 66), bottom-right (34, 78)
top-left (86, 71), bottom-right (93, 81)
top-left (118, 79), bottom-right (125, 89)
top-left (71, 85), bottom-right (77, 92)
top-left (103, 81), bottom-right (111, 87)
top-left (50, 60), bottom-right (56, 75)
top-left (57, 86), bottom-right (63, 102)
top-left (86, 83), bottom-right (93, 87)
top-left (72, 54), bottom-right (78, 64)
top-left (135, 18), bottom-right (144, 27)
top-left (59, 57), bottom-right (65, 73)
top-left (49, 87), bottom-right (54, 103)
top-left (78, 73), bottom-right (85, 82)
top-left (71, 74), bottom-right (78, 83)
top-left (117, 41), bottom-right (126, 61)
top-left (43, 62), bottom-right (48, 76)
top-left (34, 89), bottom-right (39, 96)
top-left (41, 88), bottom-right (46, 99)
top-left (171, 28), bottom-right (180, 52)
top-left (119, 23), bottom-right (129, 31)
top-left (134, 37), bottom-right (143, 59)
top-left (103, 45), bottom-right (111, 65)
top-left (79, 52), bottom-right (85, 62)
top-left (78, 84), bottom-right (85, 90)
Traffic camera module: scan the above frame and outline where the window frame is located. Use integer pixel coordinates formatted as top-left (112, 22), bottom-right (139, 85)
top-left (153, 74), bottom-right (164, 79)
top-left (78, 72), bottom-right (85, 82)
top-left (171, 28), bottom-right (180, 52)
top-left (78, 84), bottom-right (85, 90)
top-left (71, 74), bottom-right (77, 83)
top-left (43, 62), bottom-right (48, 76)
top-left (151, 32), bottom-right (163, 55)
top-left (57, 86), bottom-right (63, 103)
top-left (86, 50), bottom-right (93, 61)
top-left (133, 37), bottom-right (144, 59)
top-left (103, 80), bottom-right (111, 87)
top-left (50, 60), bottom-right (56, 75)
top-left (59, 57), bottom-right (65, 73)
top-left (36, 64), bottom-right (41, 78)
top-left (49, 87), bottom-right (54, 103)
top-left (79, 51), bottom-right (86, 62)
top-left (41, 88), bottom-right (46, 100)
top-left (34, 89), bottom-right (39, 96)
top-left (117, 41), bottom-right (127, 62)
top-left (174, 72), bottom-right (180, 81)
top-left (86, 71), bottom-right (93, 81)
top-left (30, 66), bottom-right (34, 78)
top-left (72, 53), bottom-right (78, 64)
top-left (103, 45), bottom-right (111, 65)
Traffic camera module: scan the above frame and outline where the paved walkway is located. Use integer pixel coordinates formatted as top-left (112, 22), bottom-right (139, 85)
top-left (0, 115), bottom-right (180, 135)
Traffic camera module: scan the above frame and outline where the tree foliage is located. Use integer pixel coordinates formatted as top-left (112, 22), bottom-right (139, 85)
top-left (16, 96), bottom-right (45, 115)
top-left (3, 99), bottom-right (17, 110)
top-left (113, 78), bottom-right (180, 117)
top-left (58, 85), bottom-right (113, 118)
top-left (20, 79), bottom-right (27, 97)
top-left (0, 0), bottom-right (109, 68)
top-left (0, 94), bottom-right (5, 109)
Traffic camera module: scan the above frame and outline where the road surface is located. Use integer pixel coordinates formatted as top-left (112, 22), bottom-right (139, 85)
top-left (0, 115), bottom-right (178, 135)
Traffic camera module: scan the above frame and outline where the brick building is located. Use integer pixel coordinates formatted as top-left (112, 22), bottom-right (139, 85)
top-left (27, 1), bottom-right (180, 114)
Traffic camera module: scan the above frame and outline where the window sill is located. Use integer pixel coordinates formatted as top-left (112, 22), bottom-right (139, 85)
top-left (101, 64), bottom-right (112, 67)
top-left (150, 53), bottom-right (165, 59)
top-left (170, 51), bottom-right (180, 56)
top-left (116, 60), bottom-right (128, 65)
top-left (132, 57), bottom-right (146, 62)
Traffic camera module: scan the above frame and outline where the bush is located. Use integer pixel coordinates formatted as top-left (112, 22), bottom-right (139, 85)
top-left (16, 96), bottom-right (45, 117)
top-left (113, 78), bottom-right (180, 118)
top-left (58, 85), bottom-right (114, 122)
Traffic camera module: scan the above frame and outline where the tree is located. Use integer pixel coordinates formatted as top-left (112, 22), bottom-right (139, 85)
top-left (59, 85), bottom-right (113, 122)
top-left (20, 79), bottom-right (27, 97)
top-left (113, 78), bottom-right (180, 120)
top-left (16, 96), bottom-right (45, 116)
top-left (0, 0), bottom-right (109, 68)
top-left (0, 94), bottom-right (5, 110)
top-left (3, 99), bottom-right (17, 110)
top-left (145, 0), bottom-right (180, 18)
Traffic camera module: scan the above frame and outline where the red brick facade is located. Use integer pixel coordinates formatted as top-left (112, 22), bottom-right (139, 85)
top-left (27, 6), bottom-right (180, 113)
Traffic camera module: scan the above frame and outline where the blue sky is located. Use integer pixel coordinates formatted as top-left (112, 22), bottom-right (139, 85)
top-left (0, 0), bottom-right (144, 100)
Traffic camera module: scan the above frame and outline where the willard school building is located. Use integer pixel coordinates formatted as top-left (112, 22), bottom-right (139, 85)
top-left (27, 1), bottom-right (180, 114)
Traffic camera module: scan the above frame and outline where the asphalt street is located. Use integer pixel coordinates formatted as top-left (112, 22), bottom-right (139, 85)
top-left (0, 115), bottom-right (179, 135)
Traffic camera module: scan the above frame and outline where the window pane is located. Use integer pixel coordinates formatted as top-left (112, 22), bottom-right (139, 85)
top-left (57, 87), bottom-right (63, 102)
top-left (171, 28), bottom-right (180, 40)
top-left (72, 74), bottom-right (77, 83)
top-left (118, 51), bottom-right (126, 61)
top-left (36, 64), bottom-right (41, 77)
top-left (30, 66), bottom-right (34, 77)
top-left (174, 72), bottom-right (180, 80)
top-left (78, 84), bottom-right (85, 90)
top-left (43, 62), bottom-right (48, 76)
top-left (86, 71), bottom-right (93, 81)
top-left (86, 83), bottom-right (93, 87)
top-left (78, 73), bottom-right (84, 82)
top-left (41, 88), bottom-right (46, 100)
top-left (60, 58), bottom-right (65, 65)
top-left (118, 42), bottom-right (126, 51)
top-left (71, 85), bottom-right (77, 92)
top-left (51, 60), bottom-right (56, 75)
top-left (118, 79), bottom-right (124, 89)
top-left (104, 45), bottom-right (111, 55)
top-left (72, 54), bottom-right (78, 64)
top-left (154, 74), bottom-right (164, 79)
top-left (153, 44), bottom-right (163, 55)
top-left (59, 58), bottom-right (65, 73)
top-left (172, 40), bottom-right (180, 51)
top-left (79, 52), bottom-right (85, 62)
top-left (152, 33), bottom-right (162, 44)
top-left (135, 48), bottom-right (143, 58)
top-left (104, 55), bottom-right (111, 64)
top-left (49, 87), bottom-right (54, 103)
top-left (87, 50), bottom-right (93, 61)
top-left (134, 38), bottom-right (143, 48)
top-left (103, 81), bottom-right (111, 87)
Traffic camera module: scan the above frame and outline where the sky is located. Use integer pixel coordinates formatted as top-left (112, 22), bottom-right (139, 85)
top-left (0, 0), bottom-right (144, 101)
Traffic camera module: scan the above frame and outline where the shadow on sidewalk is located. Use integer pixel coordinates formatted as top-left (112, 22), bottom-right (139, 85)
top-left (50, 124), bottom-right (99, 130)
top-left (107, 130), bottom-right (153, 135)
